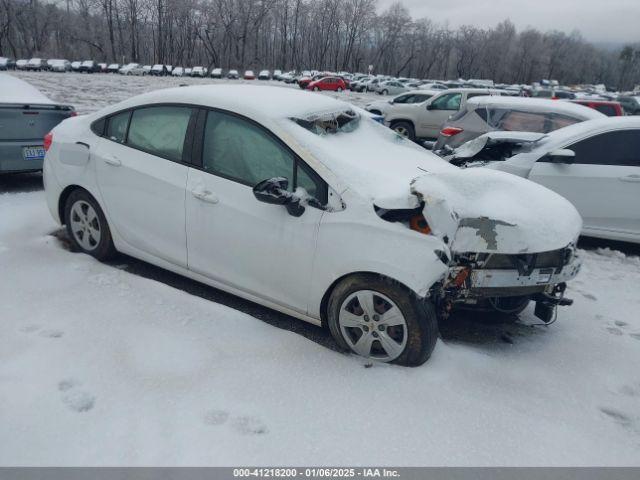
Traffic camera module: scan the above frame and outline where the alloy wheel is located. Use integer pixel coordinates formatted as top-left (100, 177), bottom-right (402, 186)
top-left (69, 200), bottom-right (101, 251)
top-left (338, 290), bottom-right (408, 362)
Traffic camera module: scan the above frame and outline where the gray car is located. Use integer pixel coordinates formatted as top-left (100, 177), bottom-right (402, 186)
top-left (0, 74), bottom-right (75, 173)
top-left (433, 96), bottom-right (605, 152)
top-left (618, 96), bottom-right (640, 115)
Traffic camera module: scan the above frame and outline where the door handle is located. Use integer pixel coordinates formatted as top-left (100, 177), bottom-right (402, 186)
top-left (619, 175), bottom-right (640, 183)
top-left (191, 188), bottom-right (219, 204)
top-left (103, 155), bottom-right (121, 166)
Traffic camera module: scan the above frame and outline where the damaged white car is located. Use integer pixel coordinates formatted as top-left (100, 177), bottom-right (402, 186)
top-left (43, 86), bottom-right (582, 366)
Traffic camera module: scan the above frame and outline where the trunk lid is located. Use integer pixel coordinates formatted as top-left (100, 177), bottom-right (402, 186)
top-left (0, 105), bottom-right (75, 141)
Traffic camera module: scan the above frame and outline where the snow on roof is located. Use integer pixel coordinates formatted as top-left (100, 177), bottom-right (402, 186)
top-left (466, 96), bottom-right (604, 119)
top-left (0, 73), bottom-right (55, 105)
top-left (102, 84), bottom-right (357, 122)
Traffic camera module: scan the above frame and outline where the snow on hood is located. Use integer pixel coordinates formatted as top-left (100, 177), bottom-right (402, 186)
top-left (445, 131), bottom-right (547, 161)
top-left (410, 168), bottom-right (582, 254)
top-left (0, 73), bottom-right (55, 105)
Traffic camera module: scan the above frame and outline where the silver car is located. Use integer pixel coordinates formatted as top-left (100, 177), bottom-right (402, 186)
top-left (433, 96), bottom-right (605, 152)
top-left (0, 74), bottom-right (75, 173)
top-left (375, 80), bottom-right (411, 96)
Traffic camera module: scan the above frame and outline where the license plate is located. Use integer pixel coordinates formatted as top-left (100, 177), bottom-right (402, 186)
top-left (23, 146), bottom-right (45, 161)
top-left (536, 268), bottom-right (554, 284)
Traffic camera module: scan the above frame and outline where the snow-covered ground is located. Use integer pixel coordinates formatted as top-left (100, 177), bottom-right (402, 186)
top-left (9, 70), bottom-right (377, 114)
top-left (1, 72), bottom-right (640, 466)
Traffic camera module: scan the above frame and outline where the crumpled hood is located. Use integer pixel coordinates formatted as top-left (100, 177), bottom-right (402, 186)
top-left (406, 168), bottom-right (582, 254)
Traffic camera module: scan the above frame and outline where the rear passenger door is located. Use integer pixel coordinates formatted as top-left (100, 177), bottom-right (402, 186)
top-left (94, 105), bottom-right (195, 267)
top-left (529, 129), bottom-right (640, 238)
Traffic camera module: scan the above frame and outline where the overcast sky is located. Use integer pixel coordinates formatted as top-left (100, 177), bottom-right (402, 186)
top-left (377, 0), bottom-right (639, 44)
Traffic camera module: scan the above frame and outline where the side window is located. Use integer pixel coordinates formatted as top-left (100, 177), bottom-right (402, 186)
top-left (126, 106), bottom-right (192, 161)
top-left (549, 114), bottom-right (580, 131)
top-left (593, 105), bottom-right (617, 117)
top-left (499, 110), bottom-right (548, 132)
top-left (563, 130), bottom-right (640, 166)
top-left (202, 110), bottom-right (328, 204)
top-left (91, 117), bottom-right (106, 136)
top-left (412, 94), bottom-right (433, 103)
top-left (393, 94), bottom-right (412, 104)
top-left (106, 111), bottom-right (130, 143)
top-left (430, 93), bottom-right (462, 111)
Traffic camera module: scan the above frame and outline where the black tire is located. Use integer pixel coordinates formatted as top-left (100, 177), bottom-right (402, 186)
top-left (381, 89), bottom-right (388, 95)
top-left (390, 121), bottom-right (416, 141)
top-left (327, 274), bottom-right (439, 366)
top-left (64, 189), bottom-right (116, 261)
top-left (313, 86), bottom-right (320, 91)
top-left (337, 87), bottom-right (343, 92)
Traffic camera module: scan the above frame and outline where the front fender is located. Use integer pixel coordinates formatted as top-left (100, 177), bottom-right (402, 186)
top-left (308, 212), bottom-right (449, 317)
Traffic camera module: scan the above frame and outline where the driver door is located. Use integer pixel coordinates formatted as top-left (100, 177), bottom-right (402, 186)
top-left (185, 109), bottom-right (326, 314)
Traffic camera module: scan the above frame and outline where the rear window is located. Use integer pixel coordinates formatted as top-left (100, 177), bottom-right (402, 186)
top-left (593, 104), bottom-right (618, 117)
top-left (483, 108), bottom-right (580, 133)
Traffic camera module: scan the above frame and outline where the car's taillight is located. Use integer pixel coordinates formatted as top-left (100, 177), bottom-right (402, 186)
top-left (70, 111), bottom-right (78, 117)
top-left (44, 132), bottom-right (53, 151)
top-left (440, 127), bottom-right (463, 137)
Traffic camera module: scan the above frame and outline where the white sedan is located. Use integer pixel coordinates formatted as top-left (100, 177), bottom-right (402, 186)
top-left (43, 85), bottom-right (582, 365)
top-left (450, 117), bottom-right (640, 243)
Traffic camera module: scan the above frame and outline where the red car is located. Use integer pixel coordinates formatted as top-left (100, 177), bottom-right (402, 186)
top-left (307, 76), bottom-right (347, 92)
top-left (570, 99), bottom-right (624, 117)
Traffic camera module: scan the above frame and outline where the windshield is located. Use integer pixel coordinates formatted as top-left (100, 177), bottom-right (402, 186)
top-left (291, 109), bottom-right (360, 135)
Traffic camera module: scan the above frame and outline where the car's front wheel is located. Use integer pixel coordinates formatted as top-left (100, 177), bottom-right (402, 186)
top-left (313, 86), bottom-right (320, 91)
top-left (327, 274), bottom-right (438, 366)
top-left (390, 121), bottom-right (416, 141)
top-left (64, 189), bottom-right (116, 261)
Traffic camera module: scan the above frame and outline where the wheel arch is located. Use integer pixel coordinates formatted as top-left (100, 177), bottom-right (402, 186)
top-left (319, 271), bottom-right (418, 328)
top-left (58, 185), bottom-right (99, 224)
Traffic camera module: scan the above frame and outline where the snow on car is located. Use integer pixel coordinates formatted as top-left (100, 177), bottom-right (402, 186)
top-left (443, 116), bottom-right (640, 244)
top-left (433, 95), bottom-right (605, 152)
top-left (43, 85), bottom-right (582, 365)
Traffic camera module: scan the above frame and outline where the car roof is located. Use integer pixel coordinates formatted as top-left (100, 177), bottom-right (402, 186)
top-left (0, 73), bottom-right (55, 105)
top-left (93, 84), bottom-right (354, 122)
top-left (466, 96), bottom-right (605, 119)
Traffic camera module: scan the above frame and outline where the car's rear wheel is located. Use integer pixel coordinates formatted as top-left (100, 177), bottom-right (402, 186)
top-left (337, 87), bottom-right (343, 92)
top-left (64, 189), bottom-right (116, 261)
top-left (391, 121), bottom-right (416, 141)
top-left (381, 89), bottom-right (388, 95)
top-left (327, 274), bottom-right (438, 366)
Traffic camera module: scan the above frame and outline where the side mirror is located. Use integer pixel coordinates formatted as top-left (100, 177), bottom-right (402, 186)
top-left (426, 103), bottom-right (435, 110)
top-left (253, 177), bottom-right (305, 217)
top-left (546, 149), bottom-right (575, 164)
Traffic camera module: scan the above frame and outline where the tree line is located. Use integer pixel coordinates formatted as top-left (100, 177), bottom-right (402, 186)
top-left (1, 0), bottom-right (640, 89)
